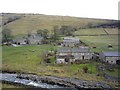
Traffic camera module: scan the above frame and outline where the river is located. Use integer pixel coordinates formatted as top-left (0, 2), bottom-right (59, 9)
top-left (0, 73), bottom-right (77, 90)
top-left (0, 73), bottom-right (112, 89)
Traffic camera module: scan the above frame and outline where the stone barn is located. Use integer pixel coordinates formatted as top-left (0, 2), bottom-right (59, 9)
top-left (72, 47), bottom-right (93, 60)
top-left (56, 47), bottom-right (93, 64)
top-left (13, 38), bottom-right (27, 45)
top-left (56, 55), bottom-right (74, 64)
top-left (99, 52), bottom-right (120, 65)
top-left (56, 47), bottom-right (74, 64)
top-left (62, 37), bottom-right (80, 47)
top-left (27, 34), bottom-right (43, 45)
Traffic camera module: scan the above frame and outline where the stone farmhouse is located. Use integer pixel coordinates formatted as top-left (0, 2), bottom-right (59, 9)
top-left (56, 47), bottom-right (93, 64)
top-left (61, 37), bottom-right (80, 47)
top-left (13, 34), bottom-right (43, 45)
top-left (99, 52), bottom-right (120, 65)
top-left (13, 38), bottom-right (27, 45)
top-left (27, 34), bottom-right (43, 45)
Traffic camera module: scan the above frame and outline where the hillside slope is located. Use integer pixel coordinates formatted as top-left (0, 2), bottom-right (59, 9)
top-left (2, 13), bottom-right (116, 35)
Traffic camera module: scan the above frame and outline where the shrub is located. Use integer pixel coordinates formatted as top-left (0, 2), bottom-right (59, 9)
top-left (83, 66), bottom-right (88, 73)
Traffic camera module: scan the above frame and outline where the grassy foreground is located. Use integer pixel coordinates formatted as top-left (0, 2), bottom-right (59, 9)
top-left (2, 45), bottom-right (104, 82)
top-left (1, 83), bottom-right (24, 88)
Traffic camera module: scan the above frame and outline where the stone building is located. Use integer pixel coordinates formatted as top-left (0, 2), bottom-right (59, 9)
top-left (13, 34), bottom-right (43, 45)
top-left (62, 37), bottom-right (80, 47)
top-left (13, 38), bottom-right (27, 45)
top-left (99, 52), bottom-right (120, 64)
top-left (56, 47), bottom-right (93, 64)
top-left (27, 34), bottom-right (43, 45)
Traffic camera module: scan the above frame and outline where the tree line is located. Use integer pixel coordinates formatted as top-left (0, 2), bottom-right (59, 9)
top-left (2, 25), bottom-right (77, 45)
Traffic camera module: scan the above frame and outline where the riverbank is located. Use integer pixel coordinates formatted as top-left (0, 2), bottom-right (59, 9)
top-left (1, 72), bottom-right (113, 89)
top-left (1, 73), bottom-right (68, 90)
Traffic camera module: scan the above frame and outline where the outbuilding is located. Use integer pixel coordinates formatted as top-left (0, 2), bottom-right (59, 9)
top-left (62, 37), bottom-right (80, 47)
top-left (56, 47), bottom-right (93, 64)
top-left (99, 52), bottom-right (120, 64)
top-left (27, 34), bottom-right (43, 45)
top-left (13, 38), bottom-right (27, 45)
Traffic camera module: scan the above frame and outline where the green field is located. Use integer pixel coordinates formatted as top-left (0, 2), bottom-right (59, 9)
top-left (74, 28), bottom-right (118, 35)
top-left (104, 28), bottom-right (119, 34)
top-left (76, 35), bottom-right (119, 52)
top-left (2, 45), bottom-right (56, 72)
top-left (2, 45), bottom-right (105, 81)
top-left (74, 28), bottom-right (107, 35)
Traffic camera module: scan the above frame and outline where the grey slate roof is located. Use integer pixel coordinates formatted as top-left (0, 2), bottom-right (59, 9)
top-left (57, 47), bottom-right (71, 53)
top-left (28, 34), bottom-right (43, 39)
top-left (57, 47), bottom-right (90, 53)
top-left (63, 37), bottom-right (80, 42)
top-left (13, 38), bottom-right (26, 42)
top-left (72, 48), bottom-right (90, 53)
top-left (103, 52), bottom-right (120, 57)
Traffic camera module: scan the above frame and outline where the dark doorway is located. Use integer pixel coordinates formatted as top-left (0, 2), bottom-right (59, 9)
top-left (82, 56), bottom-right (84, 60)
top-left (18, 42), bottom-right (20, 45)
top-left (14, 42), bottom-right (17, 44)
top-left (116, 60), bottom-right (120, 65)
top-left (65, 58), bottom-right (69, 62)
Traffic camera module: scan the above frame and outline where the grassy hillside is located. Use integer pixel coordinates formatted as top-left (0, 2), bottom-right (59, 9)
top-left (2, 13), bottom-right (114, 36)
top-left (1, 13), bottom-right (23, 26)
